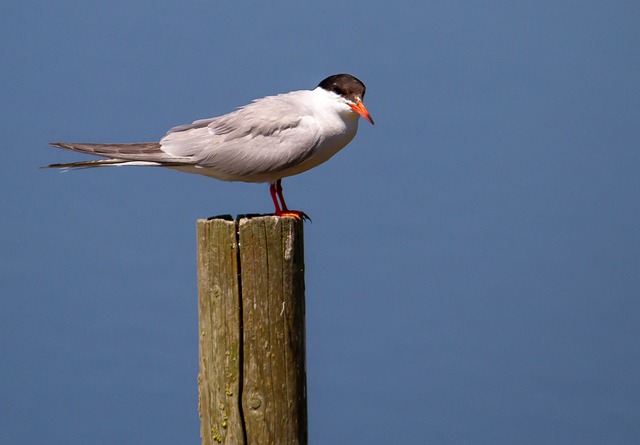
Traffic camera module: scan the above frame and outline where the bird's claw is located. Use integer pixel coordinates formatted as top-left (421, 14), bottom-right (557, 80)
top-left (275, 210), bottom-right (311, 222)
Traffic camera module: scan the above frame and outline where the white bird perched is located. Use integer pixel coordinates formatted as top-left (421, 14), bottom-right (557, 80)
top-left (46, 73), bottom-right (374, 219)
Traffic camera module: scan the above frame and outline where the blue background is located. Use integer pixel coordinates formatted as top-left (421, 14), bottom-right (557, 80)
top-left (2, 1), bottom-right (639, 443)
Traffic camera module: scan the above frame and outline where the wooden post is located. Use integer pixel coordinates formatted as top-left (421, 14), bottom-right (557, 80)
top-left (197, 215), bottom-right (307, 445)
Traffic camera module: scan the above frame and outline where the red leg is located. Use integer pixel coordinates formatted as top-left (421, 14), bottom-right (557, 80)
top-left (269, 179), bottom-right (310, 221)
top-left (275, 179), bottom-right (290, 212)
top-left (269, 182), bottom-right (282, 214)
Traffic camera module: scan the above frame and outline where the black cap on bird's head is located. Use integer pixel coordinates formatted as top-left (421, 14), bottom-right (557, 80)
top-left (318, 74), bottom-right (374, 124)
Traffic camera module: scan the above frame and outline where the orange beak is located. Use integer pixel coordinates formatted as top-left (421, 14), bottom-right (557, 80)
top-left (348, 101), bottom-right (375, 125)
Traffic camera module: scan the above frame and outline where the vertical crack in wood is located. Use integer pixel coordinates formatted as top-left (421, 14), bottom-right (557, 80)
top-left (234, 219), bottom-right (249, 445)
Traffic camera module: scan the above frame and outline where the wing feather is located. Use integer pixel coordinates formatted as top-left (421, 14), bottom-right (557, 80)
top-left (160, 91), bottom-right (322, 178)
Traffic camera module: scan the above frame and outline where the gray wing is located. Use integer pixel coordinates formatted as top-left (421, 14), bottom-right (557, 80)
top-left (160, 91), bottom-right (322, 178)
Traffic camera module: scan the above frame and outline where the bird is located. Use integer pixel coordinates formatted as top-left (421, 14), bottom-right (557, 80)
top-left (46, 73), bottom-right (374, 220)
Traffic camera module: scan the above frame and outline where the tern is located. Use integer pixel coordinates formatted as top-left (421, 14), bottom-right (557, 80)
top-left (47, 73), bottom-right (374, 219)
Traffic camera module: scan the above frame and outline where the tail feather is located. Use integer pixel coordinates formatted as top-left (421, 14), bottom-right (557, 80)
top-left (44, 159), bottom-right (125, 170)
top-left (46, 142), bottom-right (194, 169)
top-left (42, 159), bottom-right (180, 170)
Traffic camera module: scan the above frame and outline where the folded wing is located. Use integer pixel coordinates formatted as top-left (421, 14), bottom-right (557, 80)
top-left (160, 91), bottom-right (321, 177)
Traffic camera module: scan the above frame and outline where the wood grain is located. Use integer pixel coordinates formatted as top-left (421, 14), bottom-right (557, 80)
top-left (197, 215), bottom-right (306, 444)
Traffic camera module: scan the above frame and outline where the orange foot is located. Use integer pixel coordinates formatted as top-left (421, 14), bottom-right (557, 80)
top-left (275, 210), bottom-right (311, 221)
top-left (270, 180), bottom-right (311, 221)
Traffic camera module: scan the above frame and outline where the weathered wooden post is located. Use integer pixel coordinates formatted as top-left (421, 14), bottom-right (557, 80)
top-left (197, 215), bottom-right (307, 445)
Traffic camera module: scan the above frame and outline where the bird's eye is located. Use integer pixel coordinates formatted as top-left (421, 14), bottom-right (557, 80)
top-left (331, 85), bottom-right (343, 95)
